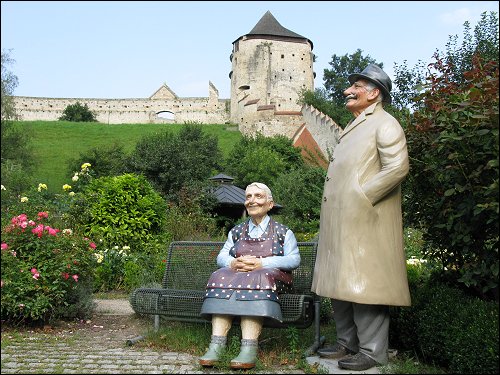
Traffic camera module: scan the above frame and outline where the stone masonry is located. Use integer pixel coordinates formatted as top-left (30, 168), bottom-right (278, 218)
top-left (12, 12), bottom-right (316, 138)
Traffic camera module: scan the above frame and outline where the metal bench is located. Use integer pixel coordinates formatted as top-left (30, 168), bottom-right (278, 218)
top-left (129, 240), bottom-right (324, 355)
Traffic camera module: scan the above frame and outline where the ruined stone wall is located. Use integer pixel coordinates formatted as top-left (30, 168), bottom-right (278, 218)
top-left (13, 82), bottom-right (230, 125)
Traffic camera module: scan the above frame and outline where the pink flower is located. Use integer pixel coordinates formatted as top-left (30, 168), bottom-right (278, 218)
top-left (1, 280), bottom-right (4, 288)
top-left (32, 224), bottom-right (44, 238)
top-left (1, 243), bottom-right (8, 251)
top-left (72, 274), bottom-right (79, 282)
top-left (89, 242), bottom-right (96, 249)
top-left (37, 211), bottom-right (49, 219)
top-left (31, 268), bottom-right (40, 280)
top-left (47, 227), bottom-right (59, 236)
top-left (61, 272), bottom-right (70, 280)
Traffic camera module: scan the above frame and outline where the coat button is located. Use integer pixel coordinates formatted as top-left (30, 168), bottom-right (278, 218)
top-left (323, 196), bottom-right (327, 201)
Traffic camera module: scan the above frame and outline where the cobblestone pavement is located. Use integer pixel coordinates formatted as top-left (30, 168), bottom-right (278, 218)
top-left (0, 300), bottom-right (304, 374)
top-left (1, 300), bottom-right (380, 374)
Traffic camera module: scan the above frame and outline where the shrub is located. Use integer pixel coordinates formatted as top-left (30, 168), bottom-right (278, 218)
top-left (66, 142), bottom-right (130, 180)
top-left (59, 101), bottom-right (97, 122)
top-left (70, 173), bottom-right (167, 250)
top-left (67, 173), bottom-right (170, 291)
top-left (406, 53), bottom-right (499, 299)
top-left (128, 123), bottom-right (222, 200)
top-left (390, 274), bottom-right (499, 374)
top-left (1, 212), bottom-right (97, 325)
top-left (224, 133), bottom-right (304, 189)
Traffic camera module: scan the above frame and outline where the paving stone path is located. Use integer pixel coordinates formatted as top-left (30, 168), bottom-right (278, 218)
top-left (1, 299), bottom-right (380, 374)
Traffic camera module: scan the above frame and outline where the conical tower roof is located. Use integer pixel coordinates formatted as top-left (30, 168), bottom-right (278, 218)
top-left (234, 11), bottom-right (313, 49)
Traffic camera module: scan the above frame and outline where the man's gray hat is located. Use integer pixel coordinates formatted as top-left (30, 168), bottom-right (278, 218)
top-left (348, 64), bottom-right (392, 104)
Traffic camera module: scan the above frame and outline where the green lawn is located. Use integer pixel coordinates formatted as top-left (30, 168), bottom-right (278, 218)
top-left (14, 120), bottom-right (242, 193)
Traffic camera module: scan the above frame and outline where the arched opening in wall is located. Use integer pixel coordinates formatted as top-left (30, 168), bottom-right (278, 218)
top-left (156, 111), bottom-right (175, 122)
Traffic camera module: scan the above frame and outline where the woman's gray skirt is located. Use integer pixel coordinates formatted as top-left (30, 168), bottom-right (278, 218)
top-left (200, 292), bottom-right (283, 323)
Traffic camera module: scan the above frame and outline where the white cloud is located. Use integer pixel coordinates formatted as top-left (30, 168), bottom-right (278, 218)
top-left (440, 7), bottom-right (474, 25)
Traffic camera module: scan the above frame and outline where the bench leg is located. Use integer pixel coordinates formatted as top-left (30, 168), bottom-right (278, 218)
top-left (303, 297), bottom-right (326, 357)
top-left (154, 314), bottom-right (160, 332)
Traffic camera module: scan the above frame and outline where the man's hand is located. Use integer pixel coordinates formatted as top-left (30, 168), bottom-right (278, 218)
top-left (231, 255), bottom-right (263, 272)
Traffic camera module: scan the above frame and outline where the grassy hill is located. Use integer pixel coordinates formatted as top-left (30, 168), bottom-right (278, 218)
top-left (12, 121), bottom-right (242, 193)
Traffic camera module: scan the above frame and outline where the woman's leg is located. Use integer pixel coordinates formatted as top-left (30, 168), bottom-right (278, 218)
top-left (199, 315), bottom-right (233, 366)
top-left (230, 316), bottom-right (263, 369)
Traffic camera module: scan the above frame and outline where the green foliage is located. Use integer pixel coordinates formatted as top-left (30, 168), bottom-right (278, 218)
top-left (164, 186), bottom-right (224, 241)
top-left (1, 212), bottom-right (97, 325)
top-left (70, 173), bottom-right (167, 251)
top-left (66, 141), bottom-right (130, 179)
top-left (272, 165), bottom-right (325, 234)
top-left (58, 101), bottom-right (97, 122)
top-left (406, 53), bottom-right (499, 299)
top-left (319, 49), bottom-right (383, 127)
top-left (1, 49), bottom-right (19, 122)
top-left (0, 161), bottom-right (35, 210)
top-left (298, 87), bottom-right (342, 126)
top-left (224, 133), bottom-right (304, 188)
top-left (9, 121), bottom-right (240, 194)
top-left (129, 123), bottom-right (222, 200)
top-left (440, 11), bottom-right (499, 86)
top-left (390, 276), bottom-right (499, 374)
top-left (1, 49), bottom-right (34, 185)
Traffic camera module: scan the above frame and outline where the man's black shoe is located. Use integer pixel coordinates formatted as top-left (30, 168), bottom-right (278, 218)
top-left (338, 352), bottom-right (378, 371)
top-left (317, 342), bottom-right (355, 359)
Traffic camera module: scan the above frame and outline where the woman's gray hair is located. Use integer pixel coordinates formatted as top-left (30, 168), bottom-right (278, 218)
top-left (246, 182), bottom-right (273, 201)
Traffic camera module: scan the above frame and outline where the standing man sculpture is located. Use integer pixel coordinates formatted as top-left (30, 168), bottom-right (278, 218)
top-left (312, 64), bottom-right (411, 371)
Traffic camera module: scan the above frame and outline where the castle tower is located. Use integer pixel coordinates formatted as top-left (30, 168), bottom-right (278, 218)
top-left (229, 11), bottom-right (315, 138)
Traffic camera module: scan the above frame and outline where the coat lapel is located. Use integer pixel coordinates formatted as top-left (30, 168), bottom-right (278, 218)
top-left (339, 102), bottom-right (380, 140)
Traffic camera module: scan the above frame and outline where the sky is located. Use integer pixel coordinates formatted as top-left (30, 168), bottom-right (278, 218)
top-left (1, 1), bottom-right (498, 100)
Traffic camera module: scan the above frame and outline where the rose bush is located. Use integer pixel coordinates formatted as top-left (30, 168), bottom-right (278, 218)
top-left (1, 211), bottom-right (97, 325)
top-left (1, 163), bottom-right (98, 326)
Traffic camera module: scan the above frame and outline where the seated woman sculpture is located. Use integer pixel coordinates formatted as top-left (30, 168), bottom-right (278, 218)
top-left (199, 182), bottom-right (301, 369)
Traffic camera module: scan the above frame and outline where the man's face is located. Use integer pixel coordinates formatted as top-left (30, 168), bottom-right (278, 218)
top-left (244, 185), bottom-right (273, 218)
top-left (343, 79), bottom-right (379, 116)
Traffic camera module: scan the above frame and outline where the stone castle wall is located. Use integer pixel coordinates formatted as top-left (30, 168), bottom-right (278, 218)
top-left (13, 81), bottom-right (230, 125)
top-left (12, 15), bottom-right (316, 140)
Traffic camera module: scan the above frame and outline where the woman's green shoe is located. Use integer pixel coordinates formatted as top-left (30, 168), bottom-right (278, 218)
top-left (230, 339), bottom-right (258, 369)
top-left (199, 342), bottom-right (226, 366)
top-left (199, 336), bottom-right (227, 367)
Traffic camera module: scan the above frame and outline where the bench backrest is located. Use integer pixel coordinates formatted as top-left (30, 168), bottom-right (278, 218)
top-left (161, 241), bottom-right (318, 295)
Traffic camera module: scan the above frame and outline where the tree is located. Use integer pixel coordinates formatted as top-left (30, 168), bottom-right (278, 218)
top-left (128, 123), bottom-right (222, 203)
top-left (272, 165), bottom-right (325, 236)
top-left (393, 11), bottom-right (499, 114)
top-left (59, 101), bottom-right (97, 122)
top-left (66, 142), bottom-right (130, 180)
top-left (224, 133), bottom-right (304, 188)
top-left (1, 49), bottom-right (33, 196)
top-left (1, 49), bottom-right (18, 123)
top-left (403, 11), bottom-right (499, 300)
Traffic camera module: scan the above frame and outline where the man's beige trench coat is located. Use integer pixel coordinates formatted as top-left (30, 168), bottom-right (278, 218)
top-left (312, 102), bottom-right (411, 306)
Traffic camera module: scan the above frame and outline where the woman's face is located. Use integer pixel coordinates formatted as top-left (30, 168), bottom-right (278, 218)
top-left (244, 185), bottom-right (274, 220)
